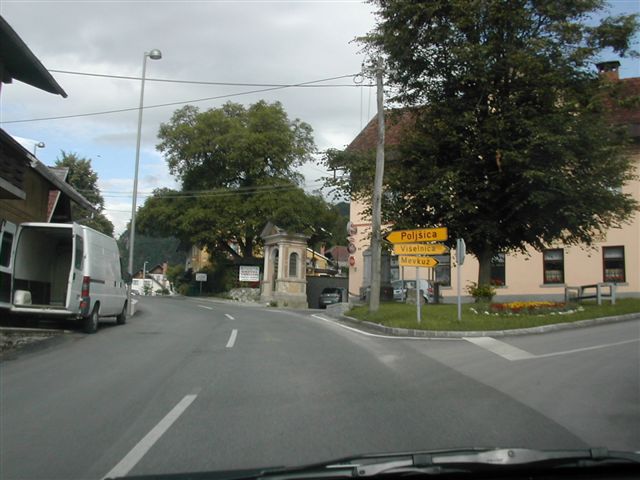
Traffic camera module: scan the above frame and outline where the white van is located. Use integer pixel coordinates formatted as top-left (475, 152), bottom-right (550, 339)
top-left (0, 221), bottom-right (128, 333)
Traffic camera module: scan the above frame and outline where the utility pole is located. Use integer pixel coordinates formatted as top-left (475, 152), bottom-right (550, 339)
top-left (369, 57), bottom-right (385, 312)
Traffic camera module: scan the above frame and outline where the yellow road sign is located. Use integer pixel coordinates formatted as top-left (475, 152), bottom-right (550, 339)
top-left (385, 227), bottom-right (448, 244)
top-left (393, 243), bottom-right (449, 256)
top-left (399, 256), bottom-right (439, 268)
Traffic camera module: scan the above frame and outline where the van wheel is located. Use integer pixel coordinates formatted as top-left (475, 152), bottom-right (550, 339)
top-left (83, 305), bottom-right (99, 334)
top-left (116, 302), bottom-right (127, 325)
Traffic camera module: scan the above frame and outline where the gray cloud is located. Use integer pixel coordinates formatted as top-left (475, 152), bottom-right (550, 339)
top-left (2, 1), bottom-right (376, 157)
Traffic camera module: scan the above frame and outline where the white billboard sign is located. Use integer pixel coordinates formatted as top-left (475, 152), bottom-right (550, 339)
top-left (239, 266), bottom-right (260, 282)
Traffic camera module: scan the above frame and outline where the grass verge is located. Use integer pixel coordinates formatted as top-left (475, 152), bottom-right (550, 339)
top-left (346, 298), bottom-right (640, 331)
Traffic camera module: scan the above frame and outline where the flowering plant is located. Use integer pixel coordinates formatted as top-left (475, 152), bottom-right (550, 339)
top-left (489, 301), bottom-right (567, 314)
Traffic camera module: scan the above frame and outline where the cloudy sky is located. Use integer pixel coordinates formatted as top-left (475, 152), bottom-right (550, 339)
top-left (1, 0), bottom-right (638, 236)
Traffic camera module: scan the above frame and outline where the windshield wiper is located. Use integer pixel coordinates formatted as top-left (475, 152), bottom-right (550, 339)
top-left (120, 448), bottom-right (640, 479)
top-left (248, 447), bottom-right (640, 479)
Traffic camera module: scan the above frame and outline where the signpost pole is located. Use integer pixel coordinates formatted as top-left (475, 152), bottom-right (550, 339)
top-left (456, 238), bottom-right (466, 322)
top-left (416, 266), bottom-right (421, 324)
top-left (457, 255), bottom-right (461, 322)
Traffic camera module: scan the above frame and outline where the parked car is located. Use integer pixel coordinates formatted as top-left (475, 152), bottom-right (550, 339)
top-left (0, 222), bottom-right (128, 333)
top-left (392, 279), bottom-right (435, 303)
top-left (319, 287), bottom-right (345, 309)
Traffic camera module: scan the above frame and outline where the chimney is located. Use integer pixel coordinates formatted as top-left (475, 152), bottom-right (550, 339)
top-left (596, 61), bottom-right (621, 82)
top-left (162, 261), bottom-right (168, 274)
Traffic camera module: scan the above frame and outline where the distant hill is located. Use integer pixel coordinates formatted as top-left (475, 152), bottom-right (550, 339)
top-left (117, 231), bottom-right (186, 273)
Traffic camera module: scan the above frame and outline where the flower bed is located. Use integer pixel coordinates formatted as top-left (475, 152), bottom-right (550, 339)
top-left (488, 301), bottom-right (573, 315)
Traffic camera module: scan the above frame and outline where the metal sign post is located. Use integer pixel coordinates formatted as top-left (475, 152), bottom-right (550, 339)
top-left (416, 266), bottom-right (421, 324)
top-left (385, 226), bottom-right (449, 325)
top-left (456, 238), bottom-right (466, 322)
top-left (195, 272), bottom-right (207, 296)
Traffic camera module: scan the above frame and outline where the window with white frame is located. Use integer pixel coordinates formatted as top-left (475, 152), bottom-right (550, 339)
top-left (491, 253), bottom-right (506, 286)
top-left (543, 249), bottom-right (564, 284)
top-left (434, 254), bottom-right (451, 286)
top-left (603, 246), bottom-right (625, 283)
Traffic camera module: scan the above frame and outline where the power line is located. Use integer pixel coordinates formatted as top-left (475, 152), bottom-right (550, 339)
top-left (78, 180), bottom-right (325, 199)
top-left (48, 69), bottom-right (370, 88)
top-left (1, 73), bottom-right (367, 125)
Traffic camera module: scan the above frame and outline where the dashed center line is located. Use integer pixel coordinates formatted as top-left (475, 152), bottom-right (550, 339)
top-left (197, 305), bottom-right (213, 310)
top-left (103, 394), bottom-right (197, 479)
top-left (225, 314), bottom-right (235, 320)
top-left (226, 329), bottom-right (238, 348)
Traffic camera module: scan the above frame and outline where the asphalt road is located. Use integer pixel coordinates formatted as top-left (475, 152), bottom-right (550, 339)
top-left (1, 297), bottom-right (638, 479)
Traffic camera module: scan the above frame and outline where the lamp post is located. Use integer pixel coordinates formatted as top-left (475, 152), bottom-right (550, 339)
top-left (33, 141), bottom-right (45, 156)
top-left (127, 49), bottom-right (162, 315)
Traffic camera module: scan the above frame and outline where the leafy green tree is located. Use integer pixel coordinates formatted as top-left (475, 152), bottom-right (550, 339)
top-left (157, 101), bottom-right (314, 190)
top-left (329, 0), bottom-right (639, 286)
top-left (55, 151), bottom-right (115, 236)
top-left (138, 100), bottom-right (343, 259)
top-left (137, 181), bottom-right (344, 260)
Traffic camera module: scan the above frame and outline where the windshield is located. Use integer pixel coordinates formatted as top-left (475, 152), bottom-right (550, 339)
top-left (1, 1), bottom-right (639, 479)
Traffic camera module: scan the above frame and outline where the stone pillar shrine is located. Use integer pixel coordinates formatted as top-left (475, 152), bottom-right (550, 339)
top-left (260, 222), bottom-right (309, 308)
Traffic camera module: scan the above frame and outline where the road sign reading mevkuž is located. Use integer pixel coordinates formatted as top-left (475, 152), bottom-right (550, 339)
top-left (386, 227), bottom-right (448, 244)
top-left (399, 256), bottom-right (439, 268)
top-left (393, 243), bottom-right (449, 256)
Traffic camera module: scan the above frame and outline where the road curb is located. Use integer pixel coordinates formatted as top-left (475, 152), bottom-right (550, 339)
top-left (328, 311), bottom-right (640, 338)
top-left (0, 326), bottom-right (70, 334)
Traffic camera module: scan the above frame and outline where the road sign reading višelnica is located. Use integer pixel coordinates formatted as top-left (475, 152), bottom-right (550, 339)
top-left (392, 243), bottom-right (449, 255)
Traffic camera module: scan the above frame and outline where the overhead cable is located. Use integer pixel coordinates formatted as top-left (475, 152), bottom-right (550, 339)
top-left (48, 69), bottom-right (368, 88)
top-left (1, 73), bottom-right (364, 124)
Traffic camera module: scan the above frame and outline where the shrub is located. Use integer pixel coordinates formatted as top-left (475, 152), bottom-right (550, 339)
top-left (466, 282), bottom-right (496, 303)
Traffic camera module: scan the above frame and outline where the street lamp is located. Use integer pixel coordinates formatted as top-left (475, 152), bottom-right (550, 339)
top-left (33, 141), bottom-right (45, 156)
top-left (127, 49), bottom-right (162, 315)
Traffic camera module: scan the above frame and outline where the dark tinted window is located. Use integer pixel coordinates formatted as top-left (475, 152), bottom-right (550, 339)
top-left (321, 288), bottom-right (341, 294)
top-left (74, 235), bottom-right (84, 270)
top-left (0, 232), bottom-right (13, 267)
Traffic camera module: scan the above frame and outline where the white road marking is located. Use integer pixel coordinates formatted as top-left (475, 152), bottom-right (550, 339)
top-left (464, 336), bottom-right (639, 361)
top-left (532, 338), bottom-right (639, 359)
top-left (310, 314), bottom-right (458, 341)
top-left (197, 305), bottom-right (213, 310)
top-left (463, 336), bottom-right (535, 360)
top-left (226, 329), bottom-right (238, 348)
top-left (310, 315), bottom-right (639, 358)
top-left (103, 394), bottom-right (197, 479)
top-left (225, 314), bottom-right (235, 320)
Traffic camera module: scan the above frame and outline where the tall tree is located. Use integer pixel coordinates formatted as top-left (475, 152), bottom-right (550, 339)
top-left (138, 100), bottom-right (341, 258)
top-left (330, 0), bottom-right (639, 286)
top-left (137, 181), bottom-right (345, 260)
top-left (55, 151), bottom-right (115, 236)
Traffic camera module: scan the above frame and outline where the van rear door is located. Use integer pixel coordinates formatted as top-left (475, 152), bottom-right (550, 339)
top-left (0, 220), bottom-right (17, 309)
top-left (68, 229), bottom-right (86, 315)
